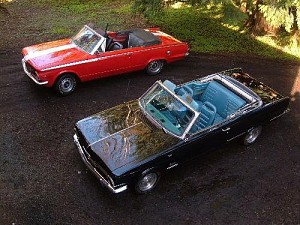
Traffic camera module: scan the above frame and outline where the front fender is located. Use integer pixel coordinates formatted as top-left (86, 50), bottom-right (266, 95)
top-left (40, 69), bottom-right (80, 87)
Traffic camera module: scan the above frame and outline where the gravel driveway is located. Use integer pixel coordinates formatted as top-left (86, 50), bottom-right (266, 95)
top-left (1, 1), bottom-right (300, 224)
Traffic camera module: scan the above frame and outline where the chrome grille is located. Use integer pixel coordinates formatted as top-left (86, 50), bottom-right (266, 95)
top-left (82, 147), bottom-right (102, 171)
top-left (24, 61), bottom-right (40, 80)
top-left (25, 62), bottom-right (36, 74)
top-left (75, 128), bottom-right (112, 185)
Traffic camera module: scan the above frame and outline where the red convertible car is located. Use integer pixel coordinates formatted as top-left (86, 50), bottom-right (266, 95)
top-left (22, 24), bottom-right (189, 95)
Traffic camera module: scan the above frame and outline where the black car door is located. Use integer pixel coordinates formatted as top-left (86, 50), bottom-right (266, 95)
top-left (220, 110), bottom-right (260, 142)
top-left (162, 124), bottom-right (229, 170)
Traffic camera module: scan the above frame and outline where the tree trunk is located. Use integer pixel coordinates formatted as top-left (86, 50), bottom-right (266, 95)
top-left (244, 0), bottom-right (277, 35)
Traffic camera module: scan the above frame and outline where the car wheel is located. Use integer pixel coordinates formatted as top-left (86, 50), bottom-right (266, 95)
top-left (146, 60), bottom-right (164, 76)
top-left (135, 171), bottom-right (160, 194)
top-left (55, 74), bottom-right (77, 96)
top-left (243, 126), bottom-right (262, 146)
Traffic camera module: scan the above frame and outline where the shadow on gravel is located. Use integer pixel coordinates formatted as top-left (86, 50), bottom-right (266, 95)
top-left (0, 4), bottom-right (10, 16)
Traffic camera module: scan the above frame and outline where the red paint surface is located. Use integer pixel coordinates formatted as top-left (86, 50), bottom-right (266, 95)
top-left (22, 29), bottom-right (189, 87)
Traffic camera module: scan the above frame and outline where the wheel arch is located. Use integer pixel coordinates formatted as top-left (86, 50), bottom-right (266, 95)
top-left (131, 166), bottom-right (161, 185)
top-left (145, 58), bottom-right (167, 68)
top-left (134, 167), bottom-right (161, 194)
top-left (54, 71), bottom-right (81, 85)
top-left (145, 59), bottom-right (167, 76)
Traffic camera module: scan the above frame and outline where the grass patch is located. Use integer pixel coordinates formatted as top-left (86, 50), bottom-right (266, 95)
top-left (32, 0), bottom-right (146, 38)
top-left (146, 3), bottom-right (299, 60)
top-left (51, 26), bottom-right (72, 36)
top-left (19, 0), bottom-right (299, 60)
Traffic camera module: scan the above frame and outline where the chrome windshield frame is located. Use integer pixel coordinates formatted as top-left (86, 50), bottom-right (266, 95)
top-left (138, 80), bottom-right (199, 140)
top-left (72, 25), bottom-right (106, 55)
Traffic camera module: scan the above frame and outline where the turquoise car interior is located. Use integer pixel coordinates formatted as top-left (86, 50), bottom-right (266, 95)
top-left (163, 79), bottom-right (247, 132)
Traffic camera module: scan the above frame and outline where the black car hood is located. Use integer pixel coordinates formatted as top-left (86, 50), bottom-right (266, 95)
top-left (76, 100), bottom-right (178, 175)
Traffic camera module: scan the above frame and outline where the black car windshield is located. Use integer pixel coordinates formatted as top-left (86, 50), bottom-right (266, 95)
top-left (139, 82), bottom-right (195, 137)
top-left (72, 26), bottom-right (105, 54)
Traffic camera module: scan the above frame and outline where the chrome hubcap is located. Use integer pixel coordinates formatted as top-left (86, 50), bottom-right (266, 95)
top-left (138, 173), bottom-right (158, 192)
top-left (149, 61), bottom-right (162, 73)
top-left (60, 78), bottom-right (74, 93)
top-left (246, 127), bottom-right (261, 143)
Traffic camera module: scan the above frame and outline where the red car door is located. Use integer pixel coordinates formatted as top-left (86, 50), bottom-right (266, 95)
top-left (125, 47), bottom-right (145, 71)
top-left (127, 45), bottom-right (165, 71)
top-left (83, 48), bottom-right (134, 80)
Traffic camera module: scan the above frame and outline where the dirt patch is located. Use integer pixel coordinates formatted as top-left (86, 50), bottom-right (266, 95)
top-left (0, 1), bottom-right (55, 51)
top-left (0, 3), bottom-right (9, 16)
top-left (0, 0), bottom-right (147, 52)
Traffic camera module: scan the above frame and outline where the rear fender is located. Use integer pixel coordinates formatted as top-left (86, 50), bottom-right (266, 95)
top-left (146, 58), bottom-right (167, 68)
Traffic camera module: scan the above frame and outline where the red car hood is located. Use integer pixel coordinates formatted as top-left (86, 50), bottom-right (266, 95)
top-left (22, 39), bottom-right (90, 71)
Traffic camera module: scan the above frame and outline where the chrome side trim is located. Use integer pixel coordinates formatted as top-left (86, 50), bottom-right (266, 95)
top-left (22, 59), bottom-right (48, 85)
top-left (73, 134), bottom-right (127, 194)
top-left (270, 108), bottom-right (290, 121)
top-left (167, 162), bottom-right (178, 170)
top-left (42, 57), bottom-right (101, 72)
top-left (227, 132), bottom-right (246, 142)
top-left (42, 43), bottom-right (186, 72)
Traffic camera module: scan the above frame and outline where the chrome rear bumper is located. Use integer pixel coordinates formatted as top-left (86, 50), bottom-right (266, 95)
top-left (73, 133), bottom-right (127, 194)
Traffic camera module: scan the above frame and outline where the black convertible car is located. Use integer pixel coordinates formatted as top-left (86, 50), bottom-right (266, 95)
top-left (73, 68), bottom-right (289, 194)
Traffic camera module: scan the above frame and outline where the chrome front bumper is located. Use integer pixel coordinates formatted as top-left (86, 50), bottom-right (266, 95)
top-left (73, 133), bottom-right (128, 194)
top-left (22, 59), bottom-right (48, 85)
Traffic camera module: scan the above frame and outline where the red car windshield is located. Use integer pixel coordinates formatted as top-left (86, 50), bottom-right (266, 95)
top-left (72, 26), bottom-right (105, 54)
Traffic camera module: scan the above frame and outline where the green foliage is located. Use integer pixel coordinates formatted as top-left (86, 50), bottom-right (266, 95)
top-left (259, 0), bottom-right (300, 32)
top-left (132, 0), bottom-right (163, 16)
top-left (146, 3), bottom-right (298, 59)
top-left (133, 0), bottom-right (299, 59)
top-left (222, 3), bottom-right (247, 28)
top-left (25, 0), bottom-right (299, 60)
top-left (139, 0), bottom-right (300, 34)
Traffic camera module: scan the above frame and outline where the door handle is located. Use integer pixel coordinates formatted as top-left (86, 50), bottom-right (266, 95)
top-left (126, 52), bottom-right (132, 56)
top-left (167, 162), bottom-right (178, 170)
top-left (222, 127), bottom-right (230, 132)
